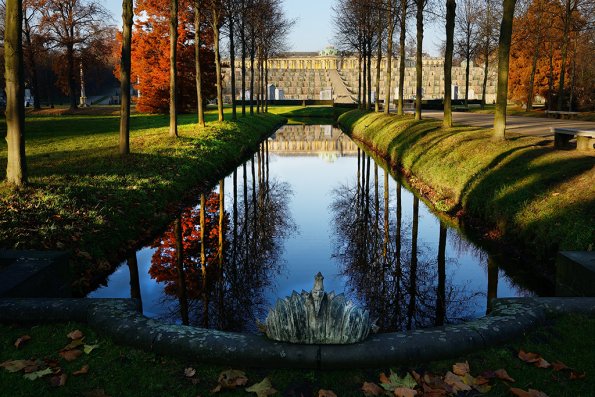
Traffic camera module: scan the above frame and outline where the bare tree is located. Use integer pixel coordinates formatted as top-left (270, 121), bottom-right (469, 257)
top-left (397, 0), bottom-right (409, 115)
top-left (476, 0), bottom-right (500, 108)
top-left (206, 0), bottom-right (225, 121)
top-left (4, 0), bottom-right (27, 187)
top-left (39, 0), bottom-right (111, 111)
top-left (455, 0), bottom-right (480, 106)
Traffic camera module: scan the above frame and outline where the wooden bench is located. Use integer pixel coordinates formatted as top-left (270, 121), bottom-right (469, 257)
top-left (545, 110), bottom-right (579, 119)
top-left (551, 128), bottom-right (595, 151)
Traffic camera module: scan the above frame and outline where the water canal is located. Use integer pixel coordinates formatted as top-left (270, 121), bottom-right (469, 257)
top-left (89, 123), bottom-right (534, 333)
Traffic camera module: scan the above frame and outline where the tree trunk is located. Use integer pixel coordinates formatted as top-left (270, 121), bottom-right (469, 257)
top-left (213, 10), bottom-right (224, 122)
top-left (67, 43), bottom-right (78, 110)
top-left (375, 12), bottom-right (382, 113)
top-left (23, 20), bottom-right (40, 110)
top-left (169, 0), bottom-right (178, 137)
top-left (384, 0), bottom-right (394, 115)
top-left (443, 0), bottom-right (456, 128)
top-left (240, 0), bottom-right (246, 116)
top-left (358, 50), bottom-right (362, 108)
top-left (397, 0), bottom-right (407, 115)
top-left (195, 1), bottom-right (205, 127)
top-left (464, 33), bottom-right (470, 106)
top-left (249, 31), bottom-right (255, 114)
top-left (493, 0), bottom-right (516, 141)
top-left (4, 0), bottom-right (27, 187)
top-left (557, 0), bottom-right (571, 112)
top-left (119, 0), bottom-right (133, 155)
top-left (526, 45), bottom-right (540, 111)
top-left (229, 12), bottom-right (237, 120)
top-left (547, 42), bottom-right (554, 111)
top-left (415, 0), bottom-right (423, 120)
top-left (265, 55), bottom-right (269, 112)
top-left (362, 45), bottom-right (367, 109)
top-left (367, 43), bottom-right (372, 108)
top-left (481, 44), bottom-right (489, 108)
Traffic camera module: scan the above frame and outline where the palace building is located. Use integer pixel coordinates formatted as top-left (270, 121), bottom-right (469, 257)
top-left (223, 46), bottom-right (497, 104)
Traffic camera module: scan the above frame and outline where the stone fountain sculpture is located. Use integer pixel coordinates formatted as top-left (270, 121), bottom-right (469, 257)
top-left (264, 272), bottom-right (377, 344)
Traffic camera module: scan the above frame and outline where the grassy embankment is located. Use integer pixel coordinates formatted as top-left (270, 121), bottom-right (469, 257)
top-left (0, 314), bottom-right (593, 396)
top-left (0, 107), bottom-right (286, 289)
top-left (339, 110), bottom-right (594, 262)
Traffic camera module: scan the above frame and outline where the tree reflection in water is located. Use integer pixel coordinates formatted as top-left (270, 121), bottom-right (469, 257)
top-left (148, 142), bottom-right (295, 331)
top-left (330, 150), bottom-right (480, 333)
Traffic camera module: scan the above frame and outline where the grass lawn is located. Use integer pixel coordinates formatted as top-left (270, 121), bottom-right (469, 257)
top-left (339, 110), bottom-right (595, 262)
top-left (0, 314), bottom-right (593, 396)
top-left (0, 107), bottom-right (288, 291)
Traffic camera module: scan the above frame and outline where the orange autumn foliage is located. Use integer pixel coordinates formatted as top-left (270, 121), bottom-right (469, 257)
top-left (508, 0), bottom-right (564, 106)
top-left (149, 192), bottom-right (228, 299)
top-left (127, 0), bottom-right (216, 113)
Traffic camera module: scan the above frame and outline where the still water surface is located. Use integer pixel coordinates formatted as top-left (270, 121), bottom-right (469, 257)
top-left (89, 124), bottom-right (530, 332)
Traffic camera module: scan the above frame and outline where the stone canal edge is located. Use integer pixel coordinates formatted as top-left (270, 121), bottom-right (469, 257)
top-left (1, 297), bottom-right (594, 369)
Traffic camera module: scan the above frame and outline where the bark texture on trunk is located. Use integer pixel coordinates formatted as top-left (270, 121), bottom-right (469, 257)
top-left (415, 0), bottom-right (424, 120)
top-left (443, 0), bottom-right (456, 128)
top-left (119, 0), bottom-right (133, 155)
top-left (169, 0), bottom-right (178, 137)
top-left (5, 0), bottom-right (27, 187)
top-left (493, 0), bottom-right (517, 141)
top-left (384, 0), bottom-right (394, 115)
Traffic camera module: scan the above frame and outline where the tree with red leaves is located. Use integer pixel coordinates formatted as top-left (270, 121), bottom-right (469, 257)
top-left (130, 0), bottom-right (216, 113)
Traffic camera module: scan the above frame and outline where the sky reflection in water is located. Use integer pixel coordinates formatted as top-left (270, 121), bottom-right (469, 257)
top-left (89, 124), bottom-right (529, 332)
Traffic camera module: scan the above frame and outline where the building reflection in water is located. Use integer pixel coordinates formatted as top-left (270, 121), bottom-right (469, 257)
top-left (145, 142), bottom-right (295, 331)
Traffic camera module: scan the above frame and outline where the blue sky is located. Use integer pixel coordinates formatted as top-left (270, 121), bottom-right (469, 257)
top-left (102, 0), bottom-right (442, 55)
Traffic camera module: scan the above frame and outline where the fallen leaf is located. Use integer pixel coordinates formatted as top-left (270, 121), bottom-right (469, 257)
top-left (317, 390), bottom-right (337, 397)
top-left (211, 369), bottom-right (248, 392)
top-left (452, 361), bottom-right (469, 376)
top-left (73, 365), bottom-right (90, 376)
top-left (62, 338), bottom-right (84, 351)
top-left (84, 344), bottom-right (100, 354)
top-left (0, 360), bottom-right (36, 373)
top-left (443, 371), bottom-right (472, 393)
top-left (67, 330), bottom-right (84, 340)
top-left (551, 361), bottom-right (569, 372)
top-left (518, 350), bottom-right (541, 364)
top-left (23, 367), bottom-right (53, 380)
top-left (510, 387), bottom-right (549, 397)
top-left (49, 373), bottom-right (68, 387)
top-left (494, 369), bottom-right (515, 382)
top-left (184, 367), bottom-right (196, 378)
top-left (245, 377), bottom-right (277, 397)
top-left (59, 349), bottom-right (82, 362)
top-left (83, 389), bottom-right (111, 397)
top-left (393, 387), bottom-right (417, 397)
top-left (535, 358), bottom-right (551, 369)
top-left (569, 371), bottom-right (586, 380)
top-left (23, 363), bottom-right (40, 373)
top-left (361, 381), bottom-right (384, 396)
top-left (14, 335), bottom-right (31, 349)
top-left (474, 376), bottom-right (491, 386)
top-left (380, 371), bottom-right (418, 391)
top-left (422, 384), bottom-right (447, 397)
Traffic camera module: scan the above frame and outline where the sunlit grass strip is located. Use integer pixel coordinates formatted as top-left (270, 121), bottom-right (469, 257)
top-left (339, 110), bottom-right (595, 258)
